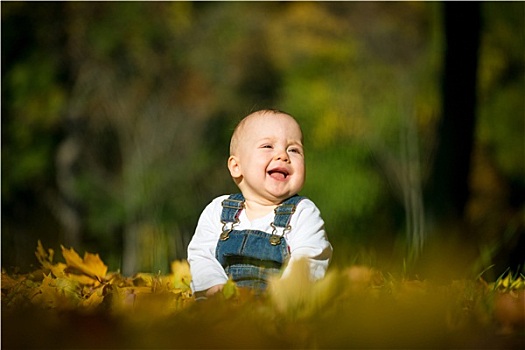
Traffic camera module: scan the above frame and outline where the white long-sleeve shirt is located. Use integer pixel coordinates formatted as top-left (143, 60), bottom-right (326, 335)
top-left (187, 194), bottom-right (333, 292)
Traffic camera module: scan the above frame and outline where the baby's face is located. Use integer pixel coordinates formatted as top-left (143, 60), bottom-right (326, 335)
top-left (230, 112), bottom-right (305, 205)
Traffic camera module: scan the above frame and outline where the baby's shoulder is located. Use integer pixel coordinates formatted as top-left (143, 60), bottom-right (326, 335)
top-left (205, 194), bottom-right (232, 209)
top-left (295, 196), bottom-right (318, 210)
top-left (291, 196), bottom-right (323, 219)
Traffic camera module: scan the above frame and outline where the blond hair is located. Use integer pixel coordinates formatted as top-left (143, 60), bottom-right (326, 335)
top-left (229, 109), bottom-right (298, 156)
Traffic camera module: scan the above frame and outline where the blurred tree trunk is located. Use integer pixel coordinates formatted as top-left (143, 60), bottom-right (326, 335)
top-left (54, 120), bottom-right (83, 248)
top-left (421, 2), bottom-right (481, 277)
top-left (425, 2), bottom-right (481, 232)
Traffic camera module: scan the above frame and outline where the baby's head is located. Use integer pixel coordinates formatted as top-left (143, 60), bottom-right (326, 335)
top-left (229, 109), bottom-right (302, 155)
top-left (227, 109), bottom-right (305, 205)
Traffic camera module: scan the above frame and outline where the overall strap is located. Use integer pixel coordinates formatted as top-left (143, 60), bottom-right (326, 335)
top-left (268, 195), bottom-right (304, 245)
top-left (220, 193), bottom-right (245, 223)
top-left (219, 193), bottom-right (304, 245)
top-left (273, 195), bottom-right (305, 228)
top-left (220, 194), bottom-right (304, 226)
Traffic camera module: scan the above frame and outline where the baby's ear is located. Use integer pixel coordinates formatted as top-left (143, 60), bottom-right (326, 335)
top-left (227, 155), bottom-right (242, 178)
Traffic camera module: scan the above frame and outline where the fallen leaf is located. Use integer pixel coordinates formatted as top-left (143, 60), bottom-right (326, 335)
top-left (171, 260), bottom-right (192, 291)
top-left (61, 245), bottom-right (108, 285)
top-left (35, 240), bottom-right (54, 269)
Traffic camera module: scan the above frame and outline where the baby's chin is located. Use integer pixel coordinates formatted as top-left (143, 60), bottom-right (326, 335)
top-left (237, 181), bottom-right (303, 204)
top-left (266, 188), bottom-right (303, 203)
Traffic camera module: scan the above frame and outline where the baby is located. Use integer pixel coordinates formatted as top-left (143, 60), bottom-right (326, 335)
top-left (187, 109), bottom-right (332, 298)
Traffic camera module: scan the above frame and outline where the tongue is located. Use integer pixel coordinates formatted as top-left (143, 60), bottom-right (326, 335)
top-left (269, 171), bottom-right (286, 180)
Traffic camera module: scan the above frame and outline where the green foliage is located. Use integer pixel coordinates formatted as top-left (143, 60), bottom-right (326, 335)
top-left (477, 2), bottom-right (524, 180)
top-left (2, 2), bottom-right (523, 276)
top-left (304, 143), bottom-right (384, 232)
top-left (2, 52), bottom-right (66, 200)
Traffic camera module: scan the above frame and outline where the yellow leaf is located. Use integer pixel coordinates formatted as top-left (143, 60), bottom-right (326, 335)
top-left (133, 273), bottom-right (154, 287)
top-left (268, 257), bottom-right (341, 319)
top-left (61, 245), bottom-right (108, 285)
top-left (509, 276), bottom-right (525, 290)
top-left (171, 260), bottom-right (192, 291)
top-left (108, 286), bottom-right (153, 314)
top-left (268, 257), bottom-right (312, 315)
top-left (501, 274), bottom-right (511, 289)
top-left (33, 273), bottom-right (80, 310)
top-left (55, 276), bottom-right (82, 300)
top-left (222, 277), bottom-right (239, 300)
top-left (35, 240), bottom-right (54, 269)
top-left (49, 262), bottom-right (67, 279)
top-left (80, 287), bottom-right (105, 310)
top-left (1, 271), bottom-right (22, 290)
top-left (309, 269), bottom-right (341, 311)
top-left (34, 241), bottom-right (67, 278)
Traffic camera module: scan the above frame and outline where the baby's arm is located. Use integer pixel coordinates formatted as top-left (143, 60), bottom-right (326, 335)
top-left (283, 199), bottom-right (333, 280)
top-left (187, 198), bottom-right (229, 295)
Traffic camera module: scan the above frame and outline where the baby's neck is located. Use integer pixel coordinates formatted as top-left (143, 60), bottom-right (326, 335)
top-left (243, 200), bottom-right (278, 221)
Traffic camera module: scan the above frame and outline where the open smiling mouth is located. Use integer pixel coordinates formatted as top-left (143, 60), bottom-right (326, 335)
top-left (268, 168), bottom-right (289, 180)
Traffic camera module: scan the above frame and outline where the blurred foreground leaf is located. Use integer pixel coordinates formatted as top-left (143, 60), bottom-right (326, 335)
top-left (2, 241), bottom-right (524, 349)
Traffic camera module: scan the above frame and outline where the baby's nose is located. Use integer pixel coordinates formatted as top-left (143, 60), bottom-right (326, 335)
top-left (274, 150), bottom-right (289, 162)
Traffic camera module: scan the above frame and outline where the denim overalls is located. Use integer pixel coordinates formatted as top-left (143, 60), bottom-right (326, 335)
top-left (215, 193), bottom-right (304, 290)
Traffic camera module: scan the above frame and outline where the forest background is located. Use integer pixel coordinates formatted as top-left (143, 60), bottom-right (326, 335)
top-left (2, 1), bottom-right (524, 282)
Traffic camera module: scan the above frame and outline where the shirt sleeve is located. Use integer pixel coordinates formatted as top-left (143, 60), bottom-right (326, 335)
top-left (283, 199), bottom-right (333, 281)
top-left (186, 196), bottom-right (229, 292)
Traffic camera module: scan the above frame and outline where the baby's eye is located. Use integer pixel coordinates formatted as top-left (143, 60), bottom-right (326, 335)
top-left (261, 144), bottom-right (273, 149)
top-left (288, 148), bottom-right (302, 154)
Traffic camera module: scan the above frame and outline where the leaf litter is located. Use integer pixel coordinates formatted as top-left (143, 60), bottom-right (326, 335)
top-left (1, 240), bottom-right (524, 349)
